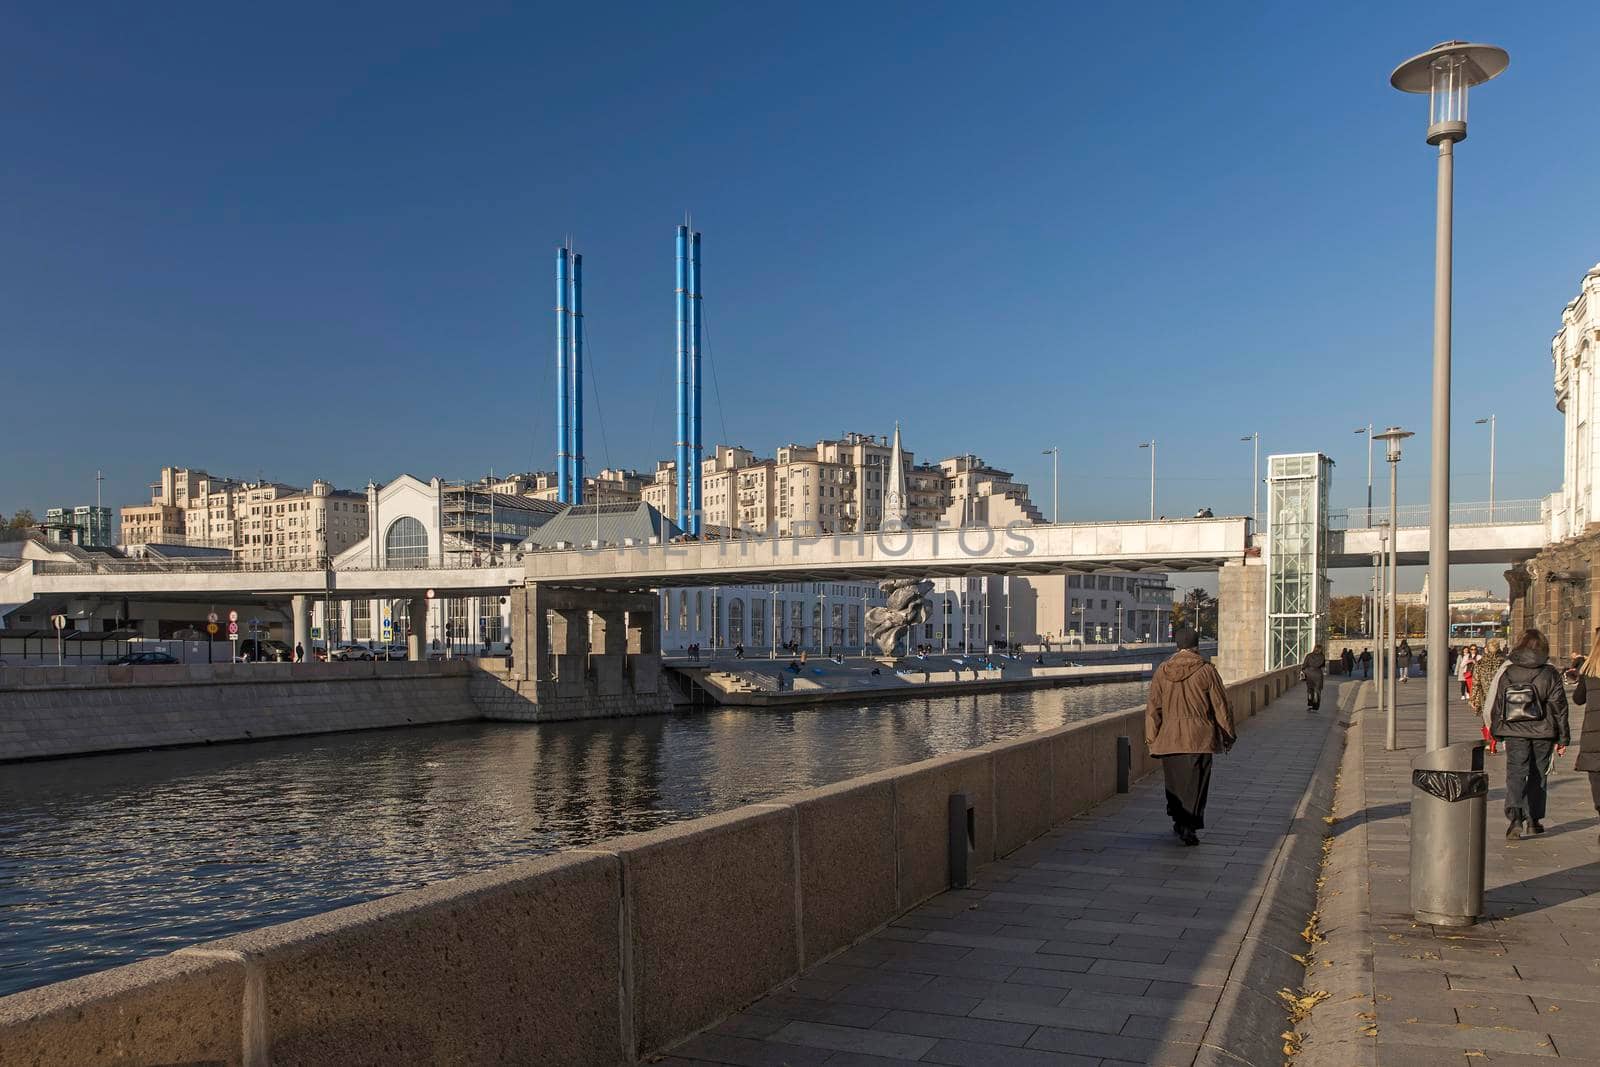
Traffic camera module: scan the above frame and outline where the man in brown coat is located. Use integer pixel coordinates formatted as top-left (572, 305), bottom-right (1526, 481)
top-left (1145, 627), bottom-right (1236, 846)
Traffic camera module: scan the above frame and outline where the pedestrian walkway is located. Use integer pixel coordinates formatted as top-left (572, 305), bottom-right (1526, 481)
top-left (661, 682), bottom-right (1342, 1066)
top-left (1307, 679), bottom-right (1600, 1064)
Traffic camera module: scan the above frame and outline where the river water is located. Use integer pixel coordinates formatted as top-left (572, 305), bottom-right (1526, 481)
top-left (0, 681), bottom-right (1147, 997)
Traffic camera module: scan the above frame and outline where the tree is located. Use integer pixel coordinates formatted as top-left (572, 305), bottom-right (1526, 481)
top-left (1171, 587), bottom-right (1218, 639)
top-left (1329, 595), bottom-right (1365, 636)
top-left (0, 510), bottom-right (36, 541)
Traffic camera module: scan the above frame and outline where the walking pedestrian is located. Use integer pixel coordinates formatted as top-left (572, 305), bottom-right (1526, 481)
top-left (1397, 640), bottom-right (1413, 683)
top-left (1457, 645), bottom-right (1475, 699)
top-left (1570, 628), bottom-right (1600, 845)
top-left (1359, 648), bottom-right (1372, 679)
top-left (1144, 627), bottom-right (1235, 847)
top-left (1481, 629), bottom-right (1570, 840)
top-left (1301, 644), bottom-right (1326, 711)
top-left (1468, 639), bottom-right (1504, 746)
top-left (1341, 647), bottom-right (1355, 676)
top-left (294, 642), bottom-right (304, 663)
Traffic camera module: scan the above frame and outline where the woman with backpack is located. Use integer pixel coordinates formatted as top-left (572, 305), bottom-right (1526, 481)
top-left (1481, 629), bottom-right (1570, 839)
top-left (1396, 639), bottom-right (1414, 683)
top-left (1568, 628), bottom-right (1600, 844)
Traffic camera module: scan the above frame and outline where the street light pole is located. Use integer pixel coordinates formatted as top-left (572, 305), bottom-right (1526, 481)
top-left (1374, 428), bottom-right (1414, 750)
top-left (1139, 440), bottom-right (1155, 520)
top-left (1475, 415), bottom-right (1496, 520)
top-left (1393, 40), bottom-right (1507, 754)
top-left (1042, 447), bottom-right (1060, 523)
top-left (1355, 425), bottom-right (1373, 526)
top-left (1240, 433), bottom-right (1259, 531)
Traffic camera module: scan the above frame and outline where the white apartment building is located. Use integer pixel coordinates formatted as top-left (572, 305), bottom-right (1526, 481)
top-left (239, 481), bottom-right (368, 567)
top-left (1551, 262), bottom-right (1600, 541)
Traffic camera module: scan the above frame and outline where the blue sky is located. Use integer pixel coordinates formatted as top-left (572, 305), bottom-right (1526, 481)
top-left (3, 3), bottom-right (1597, 590)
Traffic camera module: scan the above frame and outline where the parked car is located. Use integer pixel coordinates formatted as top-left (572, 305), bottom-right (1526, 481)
top-left (374, 644), bottom-right (410, 661)
top-left (235, 639), bottom-right (291, 662)
top-left (109, 650), bottom-right (180, 666)
top-left (329, 644), bottom-right (373, 661)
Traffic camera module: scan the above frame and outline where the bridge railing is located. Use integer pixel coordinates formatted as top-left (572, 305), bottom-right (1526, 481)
top-left (1328, 499), bottom-right (1543, 531)
top-left (24, 555), bottom-right (522, 577)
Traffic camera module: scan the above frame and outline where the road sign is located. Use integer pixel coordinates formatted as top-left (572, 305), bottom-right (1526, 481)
top-left (227, 622), bottom-right (238, 635)
top-left (207, 612), bottom-right (219, 625)
top-left (311, 626), bottom-right (321, 639)
top-left (206, 623), bottom-right (219, 635)
top-left (228, 610), bottom-right (239, 623)
top-left (51, 614), bottom-right (67, 631)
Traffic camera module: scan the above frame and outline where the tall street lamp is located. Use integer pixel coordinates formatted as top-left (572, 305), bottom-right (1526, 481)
top-left (1354, 425), bottom-right (1374, 526)
top-left (1240, 433), bottom-right (1260, 532)
top-left (1474, 415), bottom-right (1496, 519)
top-left (1042, 447), bottom-right (1060, 523)
top-left (1392, 40), bottom-right (1508, 754)
top-left (1138, 440), bottom-right (1156, 520)
top-left (1374, 427), bottom-right (1413, 751)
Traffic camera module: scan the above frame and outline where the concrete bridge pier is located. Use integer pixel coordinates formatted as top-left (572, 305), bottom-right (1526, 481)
top-left (291, 595), bottom-right (310, 660)
top-left (494, 585), bottom-right (669, 720)
top-left (406, 595), bottom-right (427, 661)
top-left (507, 585), bottom-right (543, 682)
top-left (1216, 557), bottom-right (1267, 682)
top-left (551, 608), bottom-right (590, 699)
top-left (593, 610), bottom-right (628, 696)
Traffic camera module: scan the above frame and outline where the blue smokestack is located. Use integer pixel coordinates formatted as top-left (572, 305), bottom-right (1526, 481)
top-left (555, 247), bottom-right (570, 504)
top-left (675, 225), bottom-right (689, 527)
top-left (688, 230), bottom-right (702, 536)
top-left (571, 251), bottom-right (584, 505)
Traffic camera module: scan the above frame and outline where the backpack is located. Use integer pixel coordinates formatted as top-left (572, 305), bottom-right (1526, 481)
top-left (1503, 679), bottom-right (1545, 724)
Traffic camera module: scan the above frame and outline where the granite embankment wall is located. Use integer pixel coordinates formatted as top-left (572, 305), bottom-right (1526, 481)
top-left (0, 659), bottom-right (677, 762)
top-left (0, 660), bottom-right (482, 762)
top-left (0, 665), bottom-right (1299, 1066)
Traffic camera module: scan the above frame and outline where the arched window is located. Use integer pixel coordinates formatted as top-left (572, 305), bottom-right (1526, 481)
top-left (385, 517), bottom-right (429, 567)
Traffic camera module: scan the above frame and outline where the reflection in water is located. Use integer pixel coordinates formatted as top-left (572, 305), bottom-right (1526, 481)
top-left (0, 681), bottom-right (1146, 996)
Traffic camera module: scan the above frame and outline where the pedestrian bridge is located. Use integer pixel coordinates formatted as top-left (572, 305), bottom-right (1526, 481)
top-left (522, 516), bottom-right (1252, 589)
top-left (1326, 499), bottom-right (1546, 567)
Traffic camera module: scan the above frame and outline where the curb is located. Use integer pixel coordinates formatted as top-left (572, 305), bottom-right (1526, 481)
top-left (1194, 683), bottom-right (1353, 1067)
top-left (1295, 685), bottom-right (1379, 1066)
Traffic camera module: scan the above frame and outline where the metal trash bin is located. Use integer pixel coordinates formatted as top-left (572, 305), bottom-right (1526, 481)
top-left (1409, 740), bottom-right (1487, 926)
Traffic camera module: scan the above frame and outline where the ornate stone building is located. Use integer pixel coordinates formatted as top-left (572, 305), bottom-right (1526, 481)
top-left (1508, 262), bottom-right (1600, 660)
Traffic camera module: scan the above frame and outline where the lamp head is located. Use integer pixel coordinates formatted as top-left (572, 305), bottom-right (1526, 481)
top-left (1391, 41), bottom-right (1508, 144)
top-left (1372, 426), bottom-right (1414, 462)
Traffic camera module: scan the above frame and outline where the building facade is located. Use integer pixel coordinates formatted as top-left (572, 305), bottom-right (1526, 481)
top-left (238, 481), bottom-right (369, 567)
top-left (1510, 262), bottom-right (1600, 660)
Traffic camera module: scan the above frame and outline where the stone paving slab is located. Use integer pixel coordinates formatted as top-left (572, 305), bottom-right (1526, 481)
top-left (1302, 679), bottom-right (1600, 1064)
top-left (667, 682), bottom-right (1344, 1066)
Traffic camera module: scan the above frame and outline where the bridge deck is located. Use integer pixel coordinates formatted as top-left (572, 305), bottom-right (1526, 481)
top-left (663, 684), bottom-right (1337, 1066)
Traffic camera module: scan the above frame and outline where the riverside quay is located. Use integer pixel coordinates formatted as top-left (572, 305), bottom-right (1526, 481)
top-left (7, 12), bottom-right (1600, 1067)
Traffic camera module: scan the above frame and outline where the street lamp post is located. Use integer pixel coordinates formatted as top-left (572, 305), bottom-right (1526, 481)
top-left (1475, 415), bottom-right (1496, 520)
top-left (1375, 531), bottom-right (1388, 729)
top-left (1240, 433), bottom-right (1260, 531)
top-left (1042, 447), bottom-right (1060, 523)
top-left (1354, 425), bottom-right (1374, 526)
top-left (1374, 427), bottom-right (1413, 750)
top-left (1392, 40), bottom-right (1507, 754)
top-left (1139, 440), bottom-right (1156, 520)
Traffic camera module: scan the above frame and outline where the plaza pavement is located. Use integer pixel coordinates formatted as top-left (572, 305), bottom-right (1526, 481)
top-left (1303, 679), bottom-right (1600, 1066)
top-left (658, 676), bottom-right (1345, 1066)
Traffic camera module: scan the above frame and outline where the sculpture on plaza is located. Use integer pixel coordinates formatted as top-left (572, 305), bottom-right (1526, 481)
top-left (866, 577), bottom-right (934, 655)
